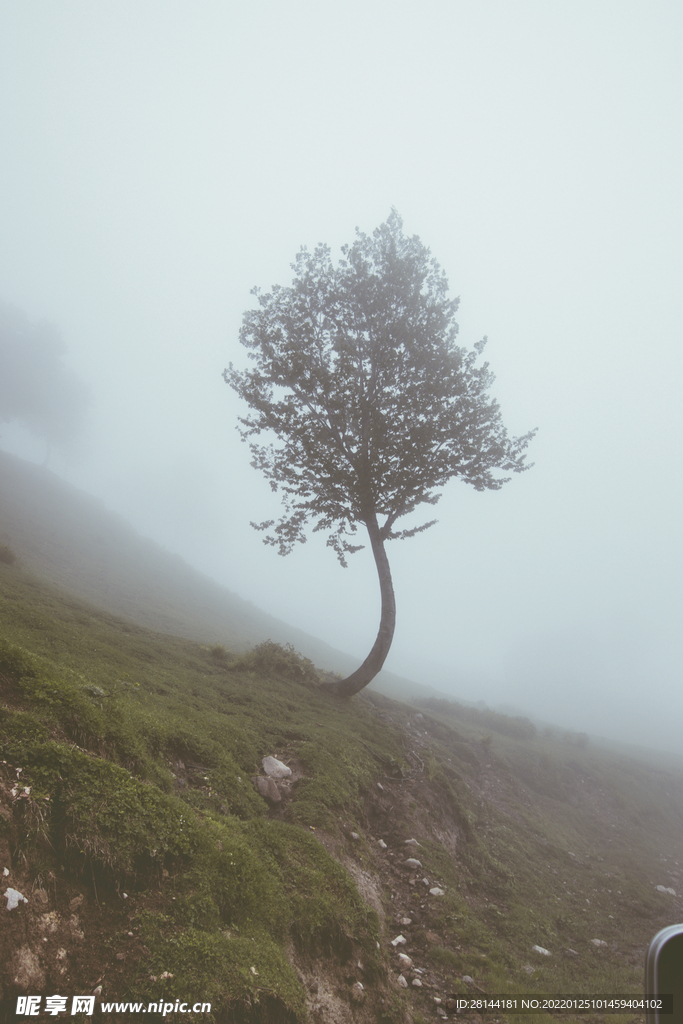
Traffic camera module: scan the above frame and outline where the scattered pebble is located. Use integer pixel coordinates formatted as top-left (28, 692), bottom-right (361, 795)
top-left (4, 888), bottom-right (28, 910)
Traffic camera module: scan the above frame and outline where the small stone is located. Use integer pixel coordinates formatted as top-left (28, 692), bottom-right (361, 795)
top-left (397, 953), bottom-right (413, 968)
top-left (351, 981), bottom-right (365, 1004)
top-left (116, 953), bottom-right (125, 961)
top-left (253, 776), bottom-right (281, 803)
top-left (425, 930), bottom-right (440, 943)
top-left (93, 986), bottom-right (103, 996)
top-left (434, 997), bottom-right (442, 1005)
top-left (565, 948), bottom-right (579, 956)
top-left (429, 887), bottom-right (445, 896)
top-left (397, 974), bottom-right (408, 988)
top-left (378, 839), bottom-right (388, 849)
top-left (412, 978), bottom-right (422, 987)
top-left (655, 885), bottom-right (677, 896)
top-left (462, 976), bottom-right (474, 984)
top-left (404, 838), bottom-right (421, 847)
top-left (5, 888), bottom-right (28, 910)
top-left (377, 782), bottom-right (384, 791)
top-left (404, 858), bottom-right (422, 869)
top-left (532, 944), bottom-right (551, 956)
top-left (2, 867), bottom-right (8, 876)
top-left (262, 756), bottom-right (292, 779)
top-left (522, 965), bottom-right (535, 975)
top-left (401, 917), bottom-right (412, 926)
top-left (391, 934), bottom-right (407, 946)
top-left (591, 938), bottom-right (608, 948)
top-left (350, 832), bottom-right (360, 840)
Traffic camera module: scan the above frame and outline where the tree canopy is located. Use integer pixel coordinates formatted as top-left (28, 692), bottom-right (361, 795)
top-left (0, 301), bottom-right (89, 454)
top-left (224, 211), bottom-right (536, 695)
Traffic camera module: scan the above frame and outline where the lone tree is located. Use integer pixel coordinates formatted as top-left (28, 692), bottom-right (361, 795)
top-left (224, 212), bottom-right (536, 697)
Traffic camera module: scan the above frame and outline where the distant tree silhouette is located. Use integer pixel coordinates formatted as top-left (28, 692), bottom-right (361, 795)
top-left (225, 212), bottom-right (536, 696)
top-left (0, 302), bottom-right (89, 458)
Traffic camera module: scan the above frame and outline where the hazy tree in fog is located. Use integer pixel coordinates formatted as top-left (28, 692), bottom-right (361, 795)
top-left (0, 302), bottom-right (89, 461)
top-left (225, 212), bottom-right (536, 696)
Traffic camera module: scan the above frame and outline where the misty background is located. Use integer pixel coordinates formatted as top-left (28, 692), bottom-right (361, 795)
top-left (1, 2), bottom-right (681, 752)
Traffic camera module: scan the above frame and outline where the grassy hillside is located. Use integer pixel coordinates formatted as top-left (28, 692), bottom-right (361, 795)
top-left (2, 547), bottom-right (683, 1022)
top-left (0, 450), bottom-right (441, 700)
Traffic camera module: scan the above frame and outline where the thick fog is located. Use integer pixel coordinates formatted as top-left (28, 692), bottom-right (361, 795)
top-left (1, 2), bottom-right (681, 753)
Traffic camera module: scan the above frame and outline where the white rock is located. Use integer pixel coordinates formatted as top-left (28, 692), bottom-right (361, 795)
top-left (350, 832), bottom-right (360, 840)
top-left (400, 917), bottom-right (412, 925)
top-left (262, 756), bottom-right (292, 778)
top-left (391, 934), bottom-right (407, 946)
top-left (4, 888), bottom-right (27, 910)
top-left (2, 868), bottom-right (8, 876)
top-left (404, 838), bottom-right (421, 847)
top-left (655, 885), bottom-right (677, 896)
top-left (591, 939), bottom-right (608, 948)
top-left (397, 974), bottom-right (408, 988)
top-left (462, 975), bottom-right (474, 984)
top-left (404, 858), bottom-right (422, 869)
top-left (429, 887), bottom-right (445, 896)
top-left (378, 839), bottom-right (388, 849)
top-left (532, 945), bottom-right (551, 956)
top-left (397, 953), bottom-right (413, 968)
top-left (412, 978), bottom-right (423, 987)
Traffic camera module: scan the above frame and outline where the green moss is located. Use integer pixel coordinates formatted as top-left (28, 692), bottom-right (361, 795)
top-left (135, 919), bottom-right (306, 1021)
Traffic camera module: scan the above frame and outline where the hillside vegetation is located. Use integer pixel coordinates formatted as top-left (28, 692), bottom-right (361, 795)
top-left (1, 554), bottom-right (683, 1023)
top-left (1, 455), bottom-right (683, 1023)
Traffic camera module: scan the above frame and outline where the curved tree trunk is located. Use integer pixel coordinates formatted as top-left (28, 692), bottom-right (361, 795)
top-left (327, 513), bottom-right (396, 697)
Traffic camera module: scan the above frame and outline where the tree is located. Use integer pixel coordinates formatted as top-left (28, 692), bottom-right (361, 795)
top-left (0, 301), bottom-right (89, 459)
top-left (224, 212), bottom-right (536, 697)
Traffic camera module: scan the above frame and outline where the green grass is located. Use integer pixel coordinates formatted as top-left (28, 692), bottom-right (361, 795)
top-left (0, 562), bottom-right (403, 1020)
top-left (2, 555), bottom-right (683, 1022)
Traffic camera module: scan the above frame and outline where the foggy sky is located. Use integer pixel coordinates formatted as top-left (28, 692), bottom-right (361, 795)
top-left (1, 2), bottom-right (682, 753)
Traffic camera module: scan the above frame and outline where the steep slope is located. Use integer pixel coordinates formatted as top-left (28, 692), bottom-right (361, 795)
top-left (1, 554), bottom-right (683, 1022)
top-left (0, 450), bottom-right (424, 695)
